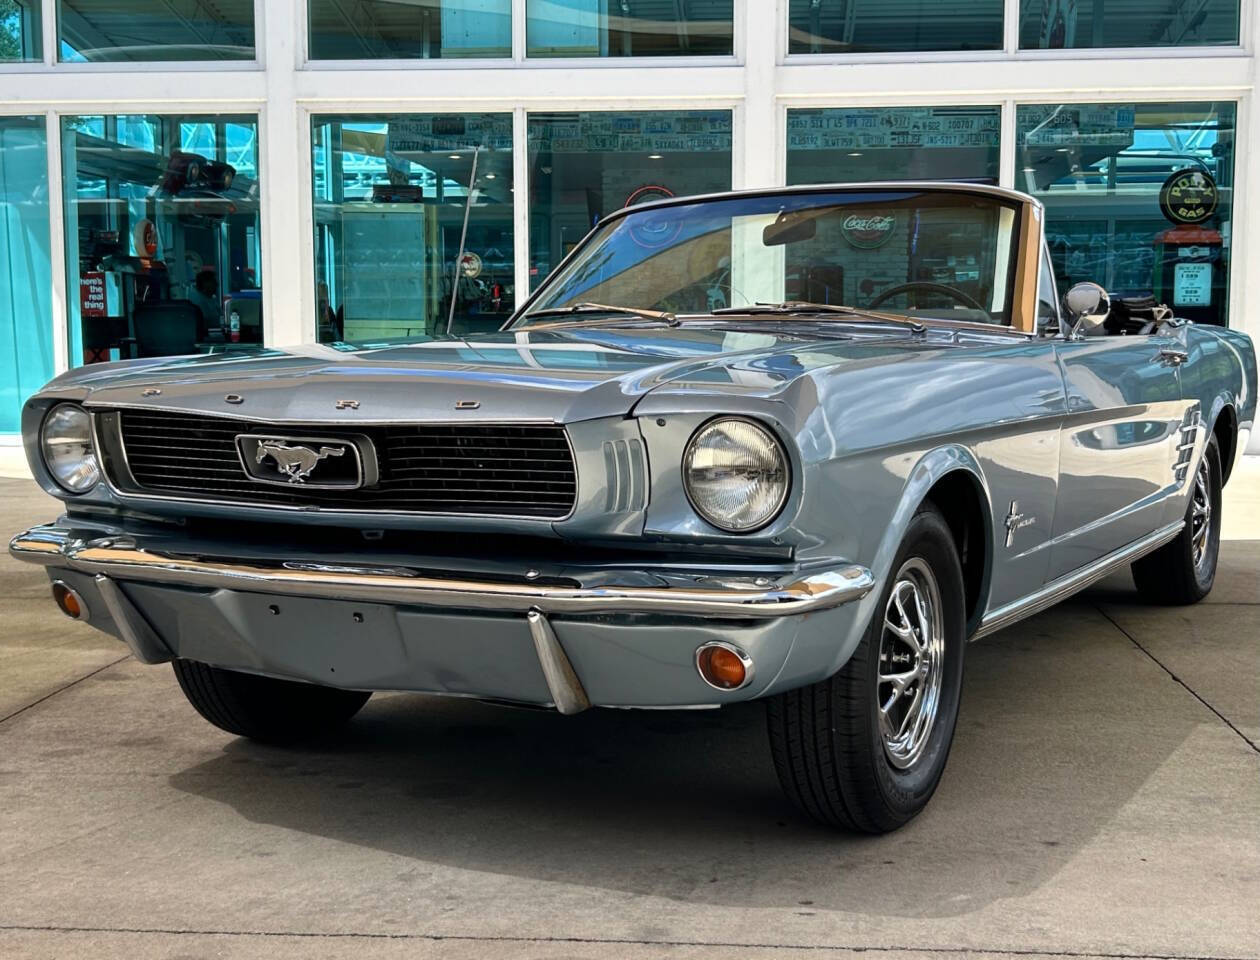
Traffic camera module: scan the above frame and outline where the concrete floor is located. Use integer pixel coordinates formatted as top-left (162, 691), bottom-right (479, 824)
top-left (0, 473), bottom-right (1256, 960)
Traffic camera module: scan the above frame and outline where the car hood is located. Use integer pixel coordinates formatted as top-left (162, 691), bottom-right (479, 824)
top-left (49, 324), bottom-right (947, 423)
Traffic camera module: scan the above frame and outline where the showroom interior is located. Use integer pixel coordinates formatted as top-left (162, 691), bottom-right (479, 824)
top-left (0, 0), bottom-right (1257, 446)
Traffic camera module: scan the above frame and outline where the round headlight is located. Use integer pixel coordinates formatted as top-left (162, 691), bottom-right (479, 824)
top-left (683, 418), bottom-right (789, 533)
top-left (41, 403), bottom-right (99, 494)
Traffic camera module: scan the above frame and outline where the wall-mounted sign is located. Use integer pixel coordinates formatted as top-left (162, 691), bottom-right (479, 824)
top-left (1018, 104), bottom-right (1135, 148)
top-left (133, 218), bottom-right (159, 258)
top-left (1159, 169), bottom-right (1219, 225)
top-left (80, 272), bottom-right (107, 318)
top-left (626, 185), bottom-right (681, 249)
top-left (841, 213), bottom-right (896, 249)
top-left (625, 184), bottom-right (674, 208)
top-left (786, 106), bottom-right (1000, 151)
top-left (459, 251), bottom-right (483, 279)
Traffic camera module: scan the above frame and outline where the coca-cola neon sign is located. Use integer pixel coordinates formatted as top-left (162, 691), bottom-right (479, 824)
top-left (841, 213), bottom-right (896, 249)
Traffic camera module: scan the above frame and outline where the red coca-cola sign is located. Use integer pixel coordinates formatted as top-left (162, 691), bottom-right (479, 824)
top-left (841, 213), bottom-right (896, 249)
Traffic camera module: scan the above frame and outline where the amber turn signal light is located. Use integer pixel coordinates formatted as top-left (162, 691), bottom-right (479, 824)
top-left (51, 581), bottom-right (86, 620)
top-left (696, 642), bottom-right (752, 691)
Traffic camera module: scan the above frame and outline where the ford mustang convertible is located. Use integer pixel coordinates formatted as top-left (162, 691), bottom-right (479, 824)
top-left (10, 184), bottom-right (1255, 832)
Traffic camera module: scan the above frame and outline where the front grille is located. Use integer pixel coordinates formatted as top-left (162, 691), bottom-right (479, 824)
top-left (109, 410), bottom-right (576, 518)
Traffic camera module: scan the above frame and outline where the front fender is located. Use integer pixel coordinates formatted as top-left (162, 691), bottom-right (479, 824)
top-left (805, 444), bottom-right (993, 682)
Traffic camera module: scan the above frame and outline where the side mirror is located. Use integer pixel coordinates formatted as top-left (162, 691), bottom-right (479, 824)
top-left (1063, 282), bottom-right (1110, 338)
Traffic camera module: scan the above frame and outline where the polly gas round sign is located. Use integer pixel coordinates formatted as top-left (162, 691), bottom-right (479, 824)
top-left (841, 212), bottom-right (896, 249)
top-left (1159, 169), bottom-right (1218, 226)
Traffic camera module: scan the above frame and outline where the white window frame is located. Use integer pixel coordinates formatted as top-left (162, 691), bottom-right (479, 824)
top-left (781, 0), bottom-right (1253, 63)
top-left (0, 0), bottom-right (268, 72)
top-left (300, 0), bottom-right (745, 68)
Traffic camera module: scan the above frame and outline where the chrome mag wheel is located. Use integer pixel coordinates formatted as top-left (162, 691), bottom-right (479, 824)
top-left (1191, 456), bottom-right (1212, 571)
top-left (878, 557), bottom-right (946, 770)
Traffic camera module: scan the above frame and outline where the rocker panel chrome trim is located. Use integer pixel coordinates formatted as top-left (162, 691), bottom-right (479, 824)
top-left (974, 521), bottom-right (1184, 639)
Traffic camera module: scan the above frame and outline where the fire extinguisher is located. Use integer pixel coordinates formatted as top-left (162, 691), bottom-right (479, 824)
top-left (229, 309), bottom-right (241, 343)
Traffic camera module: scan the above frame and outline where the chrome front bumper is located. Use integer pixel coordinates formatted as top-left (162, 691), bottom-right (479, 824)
top-left (10, 525), bottom-right (874, 618)
top-left (10, 522), bottom-right (875, 711)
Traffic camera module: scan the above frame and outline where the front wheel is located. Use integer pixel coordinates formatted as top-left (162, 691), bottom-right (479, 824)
top-left (766, 504), bottom-right (966, 833)
top-left (173, 660), bottom-right (371, 742)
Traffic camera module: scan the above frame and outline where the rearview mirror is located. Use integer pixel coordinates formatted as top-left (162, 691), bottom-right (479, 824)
top-left (763, 210), bottom-right (818, 247)
top-left (1063, 282), bottom-right (1110, 338)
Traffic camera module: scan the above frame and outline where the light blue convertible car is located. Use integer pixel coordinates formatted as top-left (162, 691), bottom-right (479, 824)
top-left (11, 184), bottom-right (1256, 832)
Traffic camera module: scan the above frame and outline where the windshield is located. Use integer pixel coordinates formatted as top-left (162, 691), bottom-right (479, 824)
top-left (518, 189), bottom-right (1021, 326)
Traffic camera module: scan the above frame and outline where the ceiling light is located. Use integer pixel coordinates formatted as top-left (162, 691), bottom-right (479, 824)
top-left (1056, 147), bottom-right (1070, 153)
top-left (449, 154), bottom-right (461, 160)
top-left (648, 154), bottom-right (663, 160)
top-left (485, 173), bottom-right (496, 179)
top-left (847, 152), bottom-right (862, 157)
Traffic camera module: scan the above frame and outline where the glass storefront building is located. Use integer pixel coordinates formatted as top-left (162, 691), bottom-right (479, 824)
top-left (0, 0), bottom-right (1257, 444)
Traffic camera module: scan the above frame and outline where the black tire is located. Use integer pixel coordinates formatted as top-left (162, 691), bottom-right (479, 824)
top-left (172, 660), bottom-right (371, 742)
top-left (1131, 433), bottom-right (1223, 605)
top-left (766, 503), bottom-right (966, 833)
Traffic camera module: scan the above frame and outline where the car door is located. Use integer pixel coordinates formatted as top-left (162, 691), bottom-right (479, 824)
top-left (1047, 320), bottom-right (1188, 580)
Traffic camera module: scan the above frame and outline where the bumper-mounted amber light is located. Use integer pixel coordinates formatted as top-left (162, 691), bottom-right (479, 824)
top-left (695, 641), bottom-right (754, 691)
top-left (51, 581), bottom-right (88, 621)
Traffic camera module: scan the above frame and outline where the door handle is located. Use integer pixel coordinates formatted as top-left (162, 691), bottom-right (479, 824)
top-left (1157, 347), bottom-right (1188, 367)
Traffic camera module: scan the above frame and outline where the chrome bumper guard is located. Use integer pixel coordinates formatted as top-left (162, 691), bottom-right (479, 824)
top-left (9, 525), bottom-right (875, 620)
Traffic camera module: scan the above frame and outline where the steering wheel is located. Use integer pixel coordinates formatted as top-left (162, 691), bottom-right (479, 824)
top-left (867, 281), bottom-right (985, 312)
top-left (660, 274), bottom-right (739, 313)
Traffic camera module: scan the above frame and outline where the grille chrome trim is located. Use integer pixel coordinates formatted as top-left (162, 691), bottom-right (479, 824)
top-left (97, 408), bottom-right (578, 522)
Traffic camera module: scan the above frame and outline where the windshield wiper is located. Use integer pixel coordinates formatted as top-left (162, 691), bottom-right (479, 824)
top-left (524, 302), bottom-right (679, 326)
top-left (710, 301), bottom-right (925, 333)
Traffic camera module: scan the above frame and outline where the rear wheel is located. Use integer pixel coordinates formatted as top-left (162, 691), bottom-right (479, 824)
top-left (766, 504), bottom-right (966, 833)
top-left (1131, 433), bottom-right (1222, 605)
top-left (172, 660), bottom-right (371, 742)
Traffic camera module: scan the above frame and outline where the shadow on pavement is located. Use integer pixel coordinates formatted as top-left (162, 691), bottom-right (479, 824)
top-left (167, 584), bottom-right (1202, 921)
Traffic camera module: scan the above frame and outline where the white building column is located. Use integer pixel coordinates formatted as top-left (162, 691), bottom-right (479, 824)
top-left (736, 0), bottom-right (780, 188)
top-left (259, 0), bottom-right (309, 347)
top-left (1243, 8), bottom-right (1260, 453)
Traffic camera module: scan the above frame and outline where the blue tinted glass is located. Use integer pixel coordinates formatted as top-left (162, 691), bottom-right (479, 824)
top-left (62, 114), bottom-right (264, 366)
top-left (0, 116), bottom-right (52, 432)
top-left (58, 0), bottom-right (253, 61)
top-left (787, 107), bottom-right (1001, 185)
top-left (1, 0), bottom-right (42, 60)
top-left (789, 0), bottom-right (1002, 53)
top-left (527, 0), bottom-right (733, 57)
top-left (1017, 101), bottom-right (1236, 325)
top-left (312, 114), bottom-right (514, 342)
top-left (1019, 0), bottom-right (1238, 48)
top-left (309, 0), bottom-right (511, 59)
top-left (527, 110), bottom-right (732, 289)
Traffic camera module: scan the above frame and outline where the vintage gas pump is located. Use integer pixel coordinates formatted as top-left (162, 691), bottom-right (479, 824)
top-left (1152, 169), bottom-right (1226, 325)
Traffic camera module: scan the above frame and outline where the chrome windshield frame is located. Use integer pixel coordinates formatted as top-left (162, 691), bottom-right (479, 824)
top-left (509, 182), bottom-right (1042, 333)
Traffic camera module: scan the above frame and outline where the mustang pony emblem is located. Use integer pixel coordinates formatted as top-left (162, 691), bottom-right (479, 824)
top-left (255, 441), bottom-right (346, 484)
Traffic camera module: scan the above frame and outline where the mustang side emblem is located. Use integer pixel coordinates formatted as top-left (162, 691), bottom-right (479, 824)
top-left (1004, 500), bottom-right (1036, 548)
top-left (255, 441), bottom-right (346, 484)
